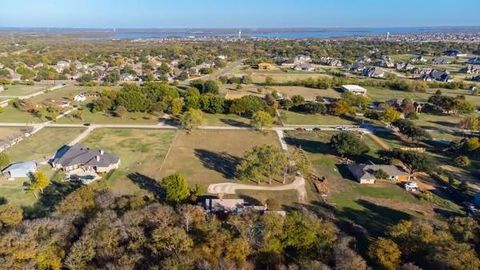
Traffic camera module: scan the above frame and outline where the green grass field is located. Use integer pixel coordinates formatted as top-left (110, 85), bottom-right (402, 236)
top-left (279, 110), bottom-right (357, 125)
top-left (365, 86), bottom-right (480, 104)
top-left (81, 128), bottom-right (176, 196)
top-left (57, 109), bottom-right (160, 124)
top-left (0, 84), bottom-right (48, 97)
top-left (0, 127), bottom-right (23, 141)
top-left (5, 127), bottom-right (85, 162)
top-left (0, 106), bottom-right (44, 123)
top-left (250, 70), bottom-right (332, 84)
top-left (202, 113), bottom-right (251, 127)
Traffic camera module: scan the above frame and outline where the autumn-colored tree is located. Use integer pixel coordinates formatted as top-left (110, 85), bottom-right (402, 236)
top-left (0, 204), bottom-right (23, 229)
top-left (29, 171), bottom-right (50, 198)
top-left (251, 110), bottom-right (274, 130)
top-left (369, 237), bottom-right (401, 270)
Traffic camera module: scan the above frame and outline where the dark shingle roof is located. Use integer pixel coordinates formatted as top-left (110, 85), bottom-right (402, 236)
top-left (52, 144), bottom-right (119, 168)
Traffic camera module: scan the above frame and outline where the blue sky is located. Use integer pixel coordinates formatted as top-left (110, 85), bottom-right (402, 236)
top-left (0, 0), bottom-right (479, 28)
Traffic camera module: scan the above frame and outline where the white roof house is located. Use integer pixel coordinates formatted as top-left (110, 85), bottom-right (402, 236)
top-left (74, 93), bottom-right (87, 102)
top-left (341, 85), bottom-right (367, 95)
top-left (2, 161), bottom-right (37, 180)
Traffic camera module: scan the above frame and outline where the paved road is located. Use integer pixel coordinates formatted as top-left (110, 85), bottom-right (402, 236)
top-left (208, 176), bottom-right (307, 202)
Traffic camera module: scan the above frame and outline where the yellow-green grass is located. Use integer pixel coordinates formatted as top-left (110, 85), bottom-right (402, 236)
top-left (159, 129), bottom-right (280, 187)
top-left (202, 113), bottom-right (251, 127)
top-left (365, 86), bottom-right (480, 103)
top-left (412, 114), bottom-right (463, 141)
top-left (5, 127), bottom-right (85, 162)
top-left (0, 165), bottom-right (53, 207)
top-left (0, 106), bottom-right (44, 123)
top-left (279, 110), bottom-right (356, 126)
top-left (0, 84), bottom-right (48, 97)
top-left (250, 70), bottom-right (331, 84)
top-left (57, 109), bottom-right (160, 124)
top-left (222, 85), bottom-right (341, 101)
top-left (81, 128), bottom-right (176, 196)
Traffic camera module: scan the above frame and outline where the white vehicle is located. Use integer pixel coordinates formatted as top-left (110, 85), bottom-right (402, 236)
top-left (404, 182), bottom-right (419, 192)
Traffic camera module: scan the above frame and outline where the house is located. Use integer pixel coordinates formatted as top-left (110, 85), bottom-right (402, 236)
top-left (294, 54), bottom-right (312, 64)
top-left (294, 63), bottom-right (316, 72)
top-left (432, 58), bottom-right (449, 65)
top-left (411, 55), bottom-right (427, 63)
top-left (395, 62), bottom-right (416, 71)
top-left (316, 57), bottom-right (342, 67)
top-left (349, 63), bottom-right (365, 73)
top-left (51, 144), bottom-right (120, 174)
top-left (378, 55), bottom-right (395, 68)
top-left (55, 60), bottom-right (70, 73)
top-left (362, 67), bottom-right (385, 78)
top-left (420, 70), bottom-right (452, 82)
top-left (74, 93), bottom-right (87, 102)
top-left (348, 164), bottom-right (410, 184)
top-left (444, 50), bottom-right (466, 57)
top-left (204, 198), bottom-right (266, 213)
top-left (340, 85), bottom-right (367, 95)
top-left (257, 62), bottom-right (273, 70)
top-left (356, 56), bottom-right (372, 63)
top-left (461, 65), bottom-right (480, 74)
top-left (468, 57), bottom-right (480, 65)
top-left (473, 76), bottom-right (480, 82)
top-left (2, 161), bottom-right (37, 180)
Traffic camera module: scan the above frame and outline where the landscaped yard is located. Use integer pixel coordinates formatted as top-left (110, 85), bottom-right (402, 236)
top-left (0, 84), bottom-right (48, 97)
top-left (279, 110), bottom-right (357, 126)
top-left (81, 128), bottom-right (176, 196)
top-left (5, 127), bottom-right (85, 162)
top-left (159, 130), bottom-right (280, 187)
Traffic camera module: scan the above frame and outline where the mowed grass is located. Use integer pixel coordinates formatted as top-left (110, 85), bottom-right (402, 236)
top-left (160, 130), bottom-right (280, 187)
top-left (57, 109), bottom-right (160, 124)
top-left (226, 189), bottom-right (299, 208)
top-left (366, 86), bottom-right (480, 104)
top-left (0, 127), bottom-right (23, 141)
top-left (222, 85), bottom-right (341, 101)
top-left (250, 70), bottom-right (331, 84)
top-left (0, 106), bottom-right (43, 123)
top-left (81, 129), bottom-right (176, 196)
top-left (202, 113), bottom-right (251, 127)
top-left (279, 110), bottom-right (356, 126)
top-left (5, 127), bottom-right (85, 162)
top-left (284, 131), bottom-right (427, 236)
top-left (413, 113), bottom-right (463, 141)
top-left (0, 84), bottom-right (48, 96)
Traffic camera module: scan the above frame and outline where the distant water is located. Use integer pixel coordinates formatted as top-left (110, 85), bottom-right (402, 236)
top-left (1, 27), bottom-right (479, 39)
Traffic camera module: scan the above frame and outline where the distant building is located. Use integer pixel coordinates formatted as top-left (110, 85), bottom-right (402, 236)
top-left (340, 85), bottom-right (367, 95)
top-left (444, 50), bottom-right (466, 57)
top-left (468, 57), bottom-right (480, 65)
top-left (348, 164), bottom-right (411, 184)
top-left (432, 58), bottom-right (449, 65)
top-left (257, 62), bottom-right (273, 70)
top-left (74, 93), bottom-right (87, 102)
top-left (204, 198), bottom-right (266, 213)
top-left (420, 69), bottom-right (452, 82)
top-left (411, 55), bottom-right (427, 63)
top-left (294, 63), bottom-right (316, 72)
top-left (362, 67), bottom-right (385, 78)
top-left (294, 54), bottom-right (312, 64)
top-left (2, 161), bottom-right (37, 180)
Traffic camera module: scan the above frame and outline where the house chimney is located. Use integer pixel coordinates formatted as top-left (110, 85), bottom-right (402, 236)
top-left (96, 156), bottom-right (100, 162)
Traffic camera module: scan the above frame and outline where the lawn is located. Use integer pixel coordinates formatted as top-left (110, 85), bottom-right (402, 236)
top-left (0, 127), bottom-right (23, 141)
top-left (5, 127), bottom-right (85, 162)
top-left (413, 113), bottom-right (463, 141)
top-left (0, 84), bottom-right (47, 97)
top-left (226, 189), bottom-right (300, 208)
top-left (0, 106), bottom-right (44, 123)
top-left (366, 86), bottom-right (480, 104)
top-left (159, 129), bottom-right (280, 187)
top-left (250, 70), bottom-right (331, 84)
top-left (57, 109), bottom-right (161, 124)
top-left (284, 131), bottom-right (434, 237)
top-left (222, 85), bottom-right (341, 101)
top-left (81, 128), bottom-right (176, 196)
top-left (279, 110), bottom-right (357, 126)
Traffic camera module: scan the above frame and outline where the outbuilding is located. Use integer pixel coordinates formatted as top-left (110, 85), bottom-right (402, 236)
top-left (1, 161), bottom-right (37, 180)
top-left (340, 85), bottom-right (367, 95)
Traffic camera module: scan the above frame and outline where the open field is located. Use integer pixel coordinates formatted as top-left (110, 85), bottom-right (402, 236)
top-left (0, 106), bottom-right (44, 123)
top-left (413, 113), bottom-right (463, 141)
top-left (159, 130), bottom-right (280, 187)
top-left (250, 70), bottom-right (331, 84)
top-left (279, 110), bottom-right (357, 126)
top-left (226, 189), bottom-right (299, 208)
top-left (223, 85), bottom-right (341, 101)
top-left (29, 85), bottom-right (96, 103)
top-left (81, 128), bottom-right (176, 196)
top-left (57, 109), bottom-right (160, 124)
top-left (284, 131), bottom-right (460, 238)
top-left (365, 86), bottom-right (480, 103)
top-left (4, 127), bottom-right (85, 162)
top-left (0, 84), bottom-right (47, 97)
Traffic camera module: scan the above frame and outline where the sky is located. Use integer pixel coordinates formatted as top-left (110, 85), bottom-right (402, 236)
top-left (0, 0), bottom-right (479, 29)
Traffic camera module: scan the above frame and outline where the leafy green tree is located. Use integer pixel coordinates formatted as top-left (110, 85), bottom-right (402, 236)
top-left (181, 108), bottom-right (204, 131)
top-left (251, 110), bottom-right (274, 130)
top-left (393, 119), bottom-right (431, 142)
top-left (369, 238), bottom-right (401, 270)
top-left (265, 76), bottom-right (274, 86)
top-left (378, 149), bottom-right (437, 174)
top-left (330, 132), bottom-right (370, 158)
top-left (0, 152), bottom-right (10, 169)
top-left (236, 144), bottom-right (288, 184)
top-left (159, 62), bottom-right (171, 74)
top-left (454, 156), bottom-right (471, 168)
top-left (170, 97), bottom-right (184, 117)
top-left (161, 173), bottom-right (190, 204)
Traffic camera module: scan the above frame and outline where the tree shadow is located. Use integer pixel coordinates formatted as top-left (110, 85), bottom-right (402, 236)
top-left (220, 118), bottom-right (251, 127)
top-left (429, 120), bottom-right (457, 128)
top-left (23, 180), bottom-right (83, 218)
top-left (284, 136), bottom-right (332, 154)
top-left (128, 172), bottom-right (165, 201)
top-left (194, 149), bottom-right (241, 179)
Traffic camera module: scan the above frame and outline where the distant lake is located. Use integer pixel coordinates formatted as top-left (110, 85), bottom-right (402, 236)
top-left (1, 27), bottom-right (479, 39)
